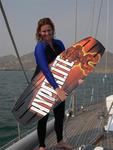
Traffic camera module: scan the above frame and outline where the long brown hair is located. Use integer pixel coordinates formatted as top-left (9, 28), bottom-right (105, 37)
top-left (36, 18), bottom-right (55, 41)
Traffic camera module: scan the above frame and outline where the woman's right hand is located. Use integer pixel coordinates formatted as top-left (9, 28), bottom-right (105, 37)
top-left (55, 87), bottom-right (68, 101)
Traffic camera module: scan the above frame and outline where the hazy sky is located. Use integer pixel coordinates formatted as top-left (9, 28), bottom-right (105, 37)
top-left (0, 0), bottom-right (113, 57)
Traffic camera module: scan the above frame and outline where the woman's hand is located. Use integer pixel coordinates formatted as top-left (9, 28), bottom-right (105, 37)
top-left (78, 79), bottom-right (84, 85)
top-left (55, 87), bottom-right (68, 101)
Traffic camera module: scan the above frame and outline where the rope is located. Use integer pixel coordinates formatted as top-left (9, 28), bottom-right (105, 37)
top-left (64, 92), bottom-right (76, 140)
top-left (102, 0), bottom-right (110, 101)
top-left (103, 0), bottom-right (110, 80)
top-left (64, 0), bottom-right (105, 143)
top-left (0, 0), bottom-right (30, 143)
top-left (74, 0), bottom-right (78, 42)
top-left (89, 0), bottom-right (95, 36)
top-left (88, 0), bottom-right (104, 107)
top-left (64, 0), bottom-right (105, 141)
top-left (94, 0), bottom-right (104, 38)
top-left (64, 0), bottom-right (78, 140)
top-left (92, 0), bottom-right (104, 105)
top-left (0, 0), bottom-right (29, 84)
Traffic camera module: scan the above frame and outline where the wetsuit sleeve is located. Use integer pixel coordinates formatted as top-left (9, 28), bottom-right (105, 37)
top-left (35, 43), bottom-right (59, 89)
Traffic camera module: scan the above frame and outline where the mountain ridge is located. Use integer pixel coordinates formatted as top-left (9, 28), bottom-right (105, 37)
top-left (0, 51), bottom-right (113, 73)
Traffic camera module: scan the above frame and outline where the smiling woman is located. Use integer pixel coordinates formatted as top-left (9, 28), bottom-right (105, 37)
top-left (36, 18), bottom-right (55, 42)
top-left (1, 0), bottom-right (113, 149)
top-left (31, 17), bottom-right (72, 150)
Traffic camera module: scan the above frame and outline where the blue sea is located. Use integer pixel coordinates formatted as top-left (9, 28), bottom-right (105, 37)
top-left (0, 71), bottom-right (113, 148)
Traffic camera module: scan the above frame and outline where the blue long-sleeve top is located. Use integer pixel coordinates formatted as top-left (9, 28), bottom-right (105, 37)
top-left (32, 39), bottom-right (65, 89)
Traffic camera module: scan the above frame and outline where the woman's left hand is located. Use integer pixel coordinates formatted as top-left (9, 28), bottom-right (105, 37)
top-left (78, 79), bottom-right (84, 85)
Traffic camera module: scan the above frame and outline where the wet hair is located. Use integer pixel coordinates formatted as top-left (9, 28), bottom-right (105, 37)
top-left (36, 18), bottom-right (55, 41)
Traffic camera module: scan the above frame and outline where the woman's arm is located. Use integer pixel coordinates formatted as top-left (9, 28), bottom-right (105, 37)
top-left (35, 42), bottom-right (67, 101)
top-left (35, 43), bottom-right (59, 89)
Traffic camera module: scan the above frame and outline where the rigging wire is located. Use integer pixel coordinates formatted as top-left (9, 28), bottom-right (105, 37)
top-left (90, 0), bottom-right (104, 105)
top-left (94, 0), bottom-right (104, 38)
top-left (67, 0), bottom-right (78, 113)
top-left (0, 0), bottom-right (29, 84)
top-left (68, 0), bottom-right (104, 116)
top-left (74, 0), bottom-right (78, 42)
top-left (0, 0), bottom-right (30, 141)
top-left (103, 0), bottom-right (110, 80)
top-left (0, 0), bottom-right (110, 147)
top-left (90, 0), bottom-right (95, 36)
top-left (64, 0), bottom-right (78, 140)
top-left (66, 0), bottom-right (78, 117)
top-left (102, 0), bottom-right (110, 100)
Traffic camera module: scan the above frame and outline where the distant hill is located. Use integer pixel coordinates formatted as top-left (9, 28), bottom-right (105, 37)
top-left (0, 51), bottom-right (113, 73)
top-left (0, 53), bottom-right (36, 70)
top-left (94, 51), bottom-right (113, 73)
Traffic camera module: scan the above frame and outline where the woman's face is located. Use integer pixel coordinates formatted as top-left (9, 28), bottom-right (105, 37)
top-left (39, 24), bottom-right (54, 42)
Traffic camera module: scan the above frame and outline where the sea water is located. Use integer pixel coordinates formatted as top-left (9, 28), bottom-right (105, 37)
top-left (0, 71), bottom-right (113, 148)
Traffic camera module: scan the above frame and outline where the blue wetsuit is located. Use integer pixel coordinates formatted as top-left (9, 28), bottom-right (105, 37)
top-left (32, 39), bottom-right (65, 147)
top-left (32, 39), bottom-right (65, 89)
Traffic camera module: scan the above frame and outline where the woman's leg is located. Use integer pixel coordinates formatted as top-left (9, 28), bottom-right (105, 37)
top-left (53, 101), bottom-right (65, 142)
top-left (53, 101), bottom-right (73, 149)
top-left (37, 114), bottom-right (49, 148)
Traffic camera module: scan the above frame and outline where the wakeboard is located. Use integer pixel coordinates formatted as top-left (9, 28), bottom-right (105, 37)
top-left (12, 37), bottom-right (105, 125)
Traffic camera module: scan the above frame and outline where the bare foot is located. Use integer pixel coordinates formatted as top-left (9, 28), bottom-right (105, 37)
top-left (56, 140), bottom-right (73, 149)
top-left (37, 147), bottom-right (46, 150)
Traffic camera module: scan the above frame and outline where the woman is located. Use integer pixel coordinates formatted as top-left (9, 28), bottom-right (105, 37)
top-left (32, 18), bottom-right (73, 150)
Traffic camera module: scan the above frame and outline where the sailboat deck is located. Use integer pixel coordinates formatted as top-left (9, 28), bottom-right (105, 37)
top-left (35, 102), bottom-right (113, 150)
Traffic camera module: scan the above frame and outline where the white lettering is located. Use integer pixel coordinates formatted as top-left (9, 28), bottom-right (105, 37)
top-left (30, 106), bottom-right (47, 116)
top-left (56, 63), bottom-right (70, 71)
top-left (51, 67), bottom-right (68, 76)
top-left (53, 73), bottom-right (65, 82)
top-left (31, 56), bottom-right (75, 114)
top-left (56, 80), bottom-right (64, 86)
top-left (32, 102), bottom-right (50, 113)
top-left (41, 82), bottom-right (56, 94)
top-left (56, 56), bottom-right (74, 67)
top-left (33, 98), bottom-right (52, 107)
top-left (38, 90), bottom-right (56, 102)
top-left (39, 87), bottom-right (52, 97)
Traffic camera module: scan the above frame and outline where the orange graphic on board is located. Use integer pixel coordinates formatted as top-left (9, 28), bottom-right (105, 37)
top-left (72, 44), bottom-right (101, 76)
